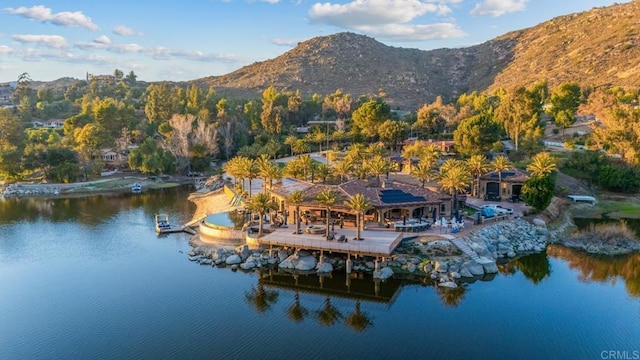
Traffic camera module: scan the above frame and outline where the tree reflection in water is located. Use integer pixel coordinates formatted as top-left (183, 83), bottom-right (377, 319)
top-left (315, 296), bottom-right (343, 326)
top-left (344, 300), bottom-right (372, 332)
top-left (547, 245), bottom-right (640, 297)
top-left (435, 285), bottom-right (467, 308)
top-left (245, 280), bottom-right (279, 313)
top-left (287, 291), bottom-right (309, 323)
top-left (513, 252), bottom-right (552, 285)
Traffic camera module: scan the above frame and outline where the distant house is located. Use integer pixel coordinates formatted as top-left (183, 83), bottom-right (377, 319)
top-left (0, 86), bottom-right (12, 104)
top-left (402, 138), bottom-right (455, 153)
top-left (44, 119), bottom-right (64, 129)
top-left (101, 148), bottom-right (123, 164)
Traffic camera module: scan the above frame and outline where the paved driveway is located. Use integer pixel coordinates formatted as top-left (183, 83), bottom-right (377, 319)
top-left (465, 197), bottom-right (532, 217)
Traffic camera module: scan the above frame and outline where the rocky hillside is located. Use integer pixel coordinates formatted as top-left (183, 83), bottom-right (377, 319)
top-left (196, 1), bottom-right (640, 110)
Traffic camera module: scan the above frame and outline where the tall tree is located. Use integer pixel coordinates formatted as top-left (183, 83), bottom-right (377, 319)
top-left (526, 152), bottom-right (557, 177)
top-left (466, 154), bottom-right (490, 197)
top-left (439, 165), bottom-right (472, 218)
top-left (453, 113), bottom-right (501, 156)
top-left (246, 193), bottom-right (278, 238)
top-left (492, 155), bottom-right (511, 201)
top-left (549, 82), bottom-right (581, 136)
top-left (351, 99), bottom-right (390, 140)
top-left (316, 189), bottom-right (338, 239)
top-left (287, 190), bottom-right (305, 235)
top-left (345, 193), bottom-right (372, 240)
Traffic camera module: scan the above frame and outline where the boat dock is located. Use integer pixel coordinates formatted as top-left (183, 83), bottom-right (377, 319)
top-left (155, 213), bottom-right (197, 235)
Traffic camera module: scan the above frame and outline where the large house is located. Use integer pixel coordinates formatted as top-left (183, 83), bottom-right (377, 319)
top-left (266, 178), bottom-right (451, 227)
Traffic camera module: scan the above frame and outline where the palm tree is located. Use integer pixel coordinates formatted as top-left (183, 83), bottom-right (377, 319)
top-left (287, 190), bottom-right (305, 235)
top-left (316, 189), bottom-right (338, 238)
top-left (246, 193), bottom-right (278, 238)
top-left (526, 152), bottom-right (557, 177)
top-left (284, 135), bottom-right (297, 156)
top-left (255, 154), bottom-right (271, 190)
top-left (401, 143), bottom-right (421, 174)
top-left (365, 155), bottom-right (390, 186)
top-left (440, 159), bottom-right (468, 174)
top-left (344, 300), bottom-right (373, 332)
top-left (332, 159), bottom-right (354, 183)
top-left (256, 154), bottom-right (282, 190)
top-left (345, 193), bottom-right (372, 240)
top-left (492, 155), bottom-right (512, 201)
top-left (439, 165), bottom-right (472, 218)
top-left (344, 143), bottom-right (366, 164)
top-left (298, 154), bottom-right (313, 182)
top-left (467, 154), bottom-right (490, 197)
top-left (291, 139), bottom-right (310, 156)
top-left (316, 163), bottom-right (330, 183)
top-left (223, 156), bottom-right (245, 189)
top-left (412, 161), bottom-right (438, 188)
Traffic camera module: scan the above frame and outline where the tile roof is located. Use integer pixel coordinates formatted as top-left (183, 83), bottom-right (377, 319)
top-left (269, 178), bottom-right (447, 209)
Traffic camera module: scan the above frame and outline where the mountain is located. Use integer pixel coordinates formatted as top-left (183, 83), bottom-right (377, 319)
top-left (196, 1), bottom-right (640, 109)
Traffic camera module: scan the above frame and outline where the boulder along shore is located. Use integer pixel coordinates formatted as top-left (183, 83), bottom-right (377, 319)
top-left (186, 217), bottom-right (555, 289)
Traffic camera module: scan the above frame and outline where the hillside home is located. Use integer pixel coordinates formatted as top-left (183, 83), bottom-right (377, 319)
top-left (478, 168), bottom-right (529, 202)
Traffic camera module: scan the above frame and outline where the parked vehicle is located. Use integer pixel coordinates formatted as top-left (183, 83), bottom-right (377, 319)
top-left (481, 204), bottom-right (513, 215)
top-left (479, 207), bottom-right (496, 218)
top-left (484, 193), bottom-right (500, 201)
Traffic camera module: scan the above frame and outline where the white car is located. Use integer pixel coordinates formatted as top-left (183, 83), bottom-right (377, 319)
top-left (481, 204), bottom-right (513, 215)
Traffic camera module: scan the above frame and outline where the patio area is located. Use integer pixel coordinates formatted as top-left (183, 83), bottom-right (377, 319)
top-left (252, 225), bottom-right (407, 257)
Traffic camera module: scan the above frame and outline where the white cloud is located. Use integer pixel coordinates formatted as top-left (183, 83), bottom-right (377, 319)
top-left (145, 46), bottom-right (242, 62)
top-left (3, 5), bottom-right (98, 30)
top-left (113, 25), bottom-right (143, 36)
top-left (12, 34), bottom-right (69, 49)
top-left (470, 0), bottom-right (526, 17)
top-left (271, 38), bottom-right (299, 46)
top-left (95, 35), bottom-right (111, 45)
top-left (308, 0), bottom-right (466, 41)
top-left (260, 0), bottom-right (281, 3)
top-left (0, 45), bottom-right (13, 54)
top-left (75, 40), bottom-right (143, 53)
top-left (359, 22), bottom-right (466, 41)
top-left (17, 48), bottom-right (114, 65)
top-left (309, 0), bottom-right (446, 27)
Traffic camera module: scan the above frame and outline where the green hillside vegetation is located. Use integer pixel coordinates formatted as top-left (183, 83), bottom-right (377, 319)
top-left (1, 1), bottom-right (639, 206)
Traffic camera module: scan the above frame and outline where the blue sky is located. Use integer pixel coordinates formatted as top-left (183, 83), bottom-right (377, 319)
top-left (0, 0), bottom-right (629, 83)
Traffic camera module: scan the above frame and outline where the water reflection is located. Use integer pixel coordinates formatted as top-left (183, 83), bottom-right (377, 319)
top-left (287, 291), bottom-right (309, 323)
top-left (547, 245), bottom-right (640, 297)
top-left (435, 285), bottom-right (467, 308)
top-left (0, 186), bottom-right (195, 226)
top-left (316, 296), bottom-right (343, 327)
top-left (344, 300), bottom-right (373, 332)
top-left (244, 280), bottom-right (280, 313)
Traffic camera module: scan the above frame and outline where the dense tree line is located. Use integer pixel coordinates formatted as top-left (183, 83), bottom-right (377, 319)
top-left (1, 70), bottom-right (639, 204)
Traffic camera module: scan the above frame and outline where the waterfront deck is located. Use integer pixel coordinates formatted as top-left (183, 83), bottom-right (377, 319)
top-left (252, 226), bottom-right (408, 257)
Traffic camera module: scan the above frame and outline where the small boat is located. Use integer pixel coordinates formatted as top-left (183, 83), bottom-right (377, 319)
top-left (131, 183), bottom-right (142, 193)
top-left (155, 213), bottom-right (196, 235)
top-left (155, 213), bottom-right (173, 233)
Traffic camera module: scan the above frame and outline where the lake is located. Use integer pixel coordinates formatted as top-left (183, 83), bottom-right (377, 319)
top-left (1, 187), bottom-right (639, 359)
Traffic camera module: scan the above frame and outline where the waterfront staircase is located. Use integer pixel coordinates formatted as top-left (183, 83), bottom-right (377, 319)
top-left (450, 237), bottom-right (480, 261)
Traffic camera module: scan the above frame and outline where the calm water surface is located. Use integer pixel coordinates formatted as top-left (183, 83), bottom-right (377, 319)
top-left (1, 188), bottom-right (639, 359)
